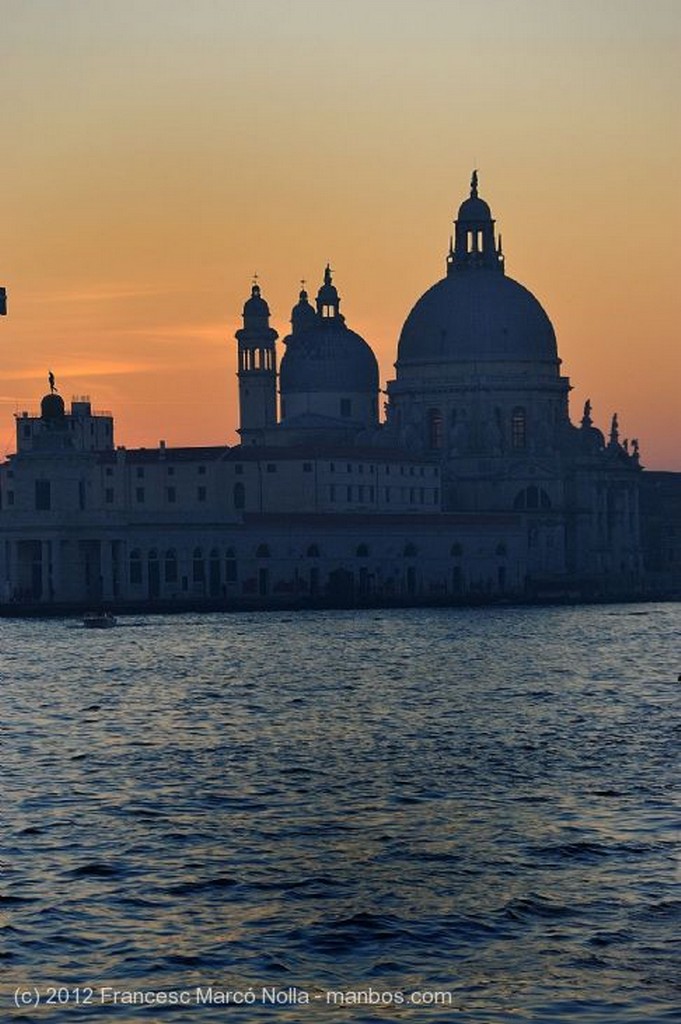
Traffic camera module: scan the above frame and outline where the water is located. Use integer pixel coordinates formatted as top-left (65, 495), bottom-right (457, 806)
top-left (1, 604), bottom-right (679, 1022)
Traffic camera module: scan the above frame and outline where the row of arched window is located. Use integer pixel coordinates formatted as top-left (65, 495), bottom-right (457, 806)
top-left (127, 540), bottom-right (489, 582)
top-left (129, 547), bottom-right (238, 586)
top-left (427, 406), bottom-right (528, 450)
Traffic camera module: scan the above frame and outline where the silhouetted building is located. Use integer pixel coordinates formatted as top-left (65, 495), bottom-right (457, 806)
top-left (0, 175), bottom-right (655, 608)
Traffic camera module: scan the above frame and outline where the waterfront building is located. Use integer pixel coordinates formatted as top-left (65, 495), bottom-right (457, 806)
top-left (0, 175), bottom-right (656, 608)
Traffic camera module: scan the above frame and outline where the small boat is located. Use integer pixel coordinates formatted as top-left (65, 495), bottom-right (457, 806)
top-left (83, 611), bottom-right (117, 629)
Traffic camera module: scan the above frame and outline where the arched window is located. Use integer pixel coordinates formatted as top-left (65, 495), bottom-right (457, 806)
top-left (256, 543), bottom-right (270, 558)
top-left (192, 547), bottom-right (205, 583)
top-left (209, 548), bottom-right (221, 596)
top-left (129, 549), bottom-right (142, 585)
top-left (225, 547), bottom-right (237, 583)
top-left (164, 548), bottom-right (178, 583)
top-left (513, 487), bottom-right (552, 511)
top-left (428, 408), bottom-right (443, 450)
top-left (403, 543), bottom-right (418, 557)
top-left (511, 407), bottom-right (527, 449)
top-left (306, 544), bottom-right (320, 558)
top-left (356, 544), bottom-right (369, 558)
top-left (233, 482), bottom-right (245, 509)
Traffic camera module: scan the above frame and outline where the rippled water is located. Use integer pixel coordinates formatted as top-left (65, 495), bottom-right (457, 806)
top-left (1, 604), bottom-right (679, 1022)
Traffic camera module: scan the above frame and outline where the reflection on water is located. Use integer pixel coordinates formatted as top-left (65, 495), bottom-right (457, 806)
top-left (1, 604), bottom-right (679, 1022)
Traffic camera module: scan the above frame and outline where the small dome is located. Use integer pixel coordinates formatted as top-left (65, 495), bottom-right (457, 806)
top-left (398, 271), bottom-right (557, 366)
top-left (316, 265), bottom-right (339, 311)
top-left (280, 322), bottom-right (379, 394)
top-left (290, 289), bottom-right (317, 335)
top-left (41, 392), bottom-right (65, 419)
top-left (457, 195), bottom-right (492, 222)
top-left (243, 283), bottom-right (270, 318)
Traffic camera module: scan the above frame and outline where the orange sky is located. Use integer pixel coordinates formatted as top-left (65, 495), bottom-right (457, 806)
top-left (1, 0), bottom-right (679, 468)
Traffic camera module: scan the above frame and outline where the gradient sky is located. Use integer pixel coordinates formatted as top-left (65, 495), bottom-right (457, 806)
top-left (1, 0), bottom-right (679, 467)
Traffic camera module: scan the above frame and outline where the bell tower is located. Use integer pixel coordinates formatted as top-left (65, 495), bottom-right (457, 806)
top-left (235, 281), bottom-right (278, 444)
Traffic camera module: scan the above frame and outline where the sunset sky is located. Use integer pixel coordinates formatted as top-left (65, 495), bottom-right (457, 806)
top-left (1, 0), bottom-right (679, 468)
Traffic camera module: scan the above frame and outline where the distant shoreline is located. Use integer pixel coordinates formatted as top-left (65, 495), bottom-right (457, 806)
top-left (1, 590), bottom-right (677, 620)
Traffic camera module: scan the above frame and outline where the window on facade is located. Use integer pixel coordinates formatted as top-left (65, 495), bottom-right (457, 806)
top-left (256, 544), bottom-right (271, 558)
top-left (167, 466), bottom-right (174, 476)
top-left (496, 542), bottom-right (507, 557)
top-left (105, 488), bottom-right (114, 503)
top-left (266, 463), bottom-right (276, 473)
top-left (511, 407), bottom-right (527, 449)
top-left (233, 482), bottom-right (245, 509)
top-left (130, 549), bottom-right (142, 585)
top-left (136, 487), bottom-right (145, 503)
top-left (346, 485), bottom-right (352, 502)
top-left (225, 548), bottom-right (237, 582)
top-left (404, 543), bottom-right (417, 557)
top-left (136, 467), bottom-right (144, 478)
top-left (356, 544), bottom-right (369, 558)
top-left (451, 542), bottom-right (463, 557)
top-left (192, 547), bottom-right (205, 583)
top-left (428, 408), bottom-right (444, 450)
top-left (166, 487), bottom-right (176, 503)
top-left (105, 467), bottom-right (113, 477)
top-left (198, 466), bottom-right (206, 475)
top-left (197, 486), bottom-right (206, 501)
top-left (35, 480), bottom-right (51, 511)
top-left (303, 462), bottom-right (312, 473)
top-left (340, 399), bottom-right (351, 417)
top-left (235, 464), bottom-right (244, 475)
top-left (513, 487), bottom-right (551, 511)
top-left (164, 548), bottom-right (178, 583)
top-left (306, 544), bottom-right (320, 558)
top-left (329, 484), bottom-right (336, 502)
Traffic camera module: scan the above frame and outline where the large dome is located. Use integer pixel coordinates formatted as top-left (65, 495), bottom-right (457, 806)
top-left (397, 270), bottom-right (558, 367)
top-left (280, 323), bottom-right (379, 393)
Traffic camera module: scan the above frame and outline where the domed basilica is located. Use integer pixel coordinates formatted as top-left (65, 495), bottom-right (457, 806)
top-left (234, 172), bottom-right (642, 592)
top-left (0, 174), bottom-right (648, 608)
